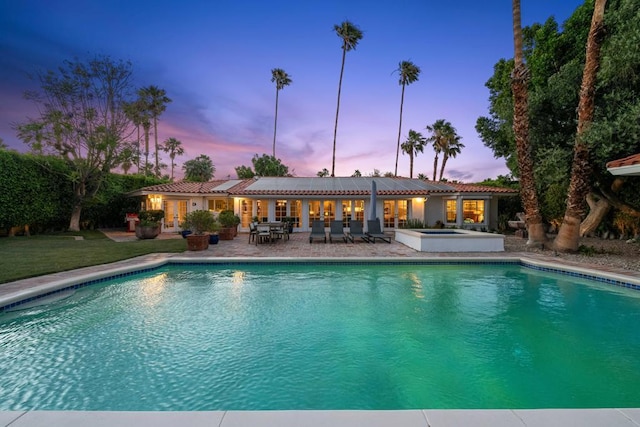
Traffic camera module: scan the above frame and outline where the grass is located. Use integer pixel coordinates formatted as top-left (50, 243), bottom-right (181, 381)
top-left (0, 230), bottom-right (187, 284)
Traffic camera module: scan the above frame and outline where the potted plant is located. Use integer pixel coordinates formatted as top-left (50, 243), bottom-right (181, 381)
top-left (181, 210), bottom-right (220, 251)
top-left (218, 209), bottom-right (237, 240)
top-left (283, 217), bottom-right (295, 233)
top-left (135, 210), bottom-right (164, 239)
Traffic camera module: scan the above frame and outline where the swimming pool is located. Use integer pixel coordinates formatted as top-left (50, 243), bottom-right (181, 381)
top-left (1, 262), bottom-right (639, 411)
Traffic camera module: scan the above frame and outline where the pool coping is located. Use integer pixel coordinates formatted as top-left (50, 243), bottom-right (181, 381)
top-left (2, 255), bottom-right (640, 426)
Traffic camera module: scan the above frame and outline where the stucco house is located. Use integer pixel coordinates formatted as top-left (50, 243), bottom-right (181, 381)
top-left (128, 177), bottom-right (517, 233)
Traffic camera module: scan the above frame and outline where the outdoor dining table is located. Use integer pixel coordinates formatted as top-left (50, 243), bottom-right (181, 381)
top-left (255, 222), bottom-right (288, 244)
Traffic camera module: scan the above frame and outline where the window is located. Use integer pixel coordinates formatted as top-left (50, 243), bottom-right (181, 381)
top-left (309, 200), bottom-right (321, 224)
top-left (323, 201), bottom-right (335, 227)
top-left (342, 201), bottom-right (352, 227)
top-left (275, 200), bottom-right (287, 222)
top-left (354, 200), bottom-right (364, 223)
top-left (256, 200), bottom-right (269, 223)
top-left (397, 200), bottom-right (408, 228)
top-left (290, 200), bottom-right (301, 228)
top-left (446, 200), bottom-right (457, 223)
top-left (384, 201), bottom-right (395, 228)
top-left (207, 199), bottom-right (230, 212)
top-left (463, 200), bottom-right (485, 223)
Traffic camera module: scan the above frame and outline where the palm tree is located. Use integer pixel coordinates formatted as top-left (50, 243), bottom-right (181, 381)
top-left (183, 154), bottom-right (215, 182)
top-left (317, 168), bottom-right (330, 177)
top-left (554, 0), bottom-right (608, 252)
top-left (425, 119), bottom-right (452, 181)
top-left (162, 137), bottom-right (185, 181)
top-left (133, 90), bottom-right (153, 176)
top-left (439, 130), bottom-right (464, 181)
top-left (394, 60), bottom-right (421, 176)
top-left (351, 169), bottom-right (362, 177)
top-left (123, 101), bottom-right (143, 173)
top-left (139, 85), bottom-right (171, 177)
top-left (417, 173), bottom-right (427, 180)
top-left (511, 0), bottom-right (547, 248)
top-left (331, 20), bottom-right (363, 177)
top-left (400, 129), bottom-right (426, 179)
top-left (271, 68), bottom-right (292, 158)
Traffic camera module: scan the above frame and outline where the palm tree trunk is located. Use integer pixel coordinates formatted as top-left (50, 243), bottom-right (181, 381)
top-left (154, 116), bottom-right (159, 177)
top-left (439, 155), bottom-right (448, 181)
top-left (395, 83), bottom-right (406, 177)
top-left (409, 152), bottom-right (414, 178)
top-left (170, 153), bottom-right (175, 180)
top-left (332, 46), bottom-right (347, 177)
top-left (273, 87), bottom-right (279, 158)
top-left (511, 0), bottom-right (547, 248)
top-left (143, 125), bottom-right (150, 176)
top-left (554, 0), bottom-right (607, 252)
top-left (136, 125), bottom-right (141, 173)
top-left (433, 154), bottom-right (438, 181)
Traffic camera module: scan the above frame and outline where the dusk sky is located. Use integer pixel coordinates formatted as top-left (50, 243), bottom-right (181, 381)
top-left (1, 0), bottom-right (585, 181)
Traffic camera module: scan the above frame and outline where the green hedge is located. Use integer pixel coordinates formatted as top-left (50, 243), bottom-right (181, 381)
top-left (0, 151), bottom-right (166, 231)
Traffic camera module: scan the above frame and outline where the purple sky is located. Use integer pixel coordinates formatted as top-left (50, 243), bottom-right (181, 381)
top-left (1, 0), bottom-right (585, 181)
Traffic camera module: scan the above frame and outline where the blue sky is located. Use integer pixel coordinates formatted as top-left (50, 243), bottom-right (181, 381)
top-left (0, 0), bottom-right (585, 181)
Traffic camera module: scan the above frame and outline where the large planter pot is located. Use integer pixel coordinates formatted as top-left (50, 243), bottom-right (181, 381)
top-left (186, 234), bottom-right (209, 251)
top-left (135, 224), bottom-right (160, 240)
top-left (209, 233), bottom-right (219, 245)
top-left (219, 227), bottom-right (235, 240)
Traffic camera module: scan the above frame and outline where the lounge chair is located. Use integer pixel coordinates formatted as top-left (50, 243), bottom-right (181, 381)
top-left (366, 219), bottom-right (391, 243)
top-left (346, 220), bottom-right (369, 243)
top-left (309, 220), bottom-right (326, 243)
top-left (329, 220), bottom-right (346, 243)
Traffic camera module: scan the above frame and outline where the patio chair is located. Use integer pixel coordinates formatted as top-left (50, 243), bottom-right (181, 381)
top-left (346, 220), bottom-right (370, 243)
top-left (248, 221), bottom-right (258, 243)
top-left (366, 219), bottom-right (391, 244)
top-left (271, 222), bottom-right (289, 241)
top-left (329, 220), bottom-right (346, 243)
top-left (309, 220), bottom-right (326, 243)
top-left (256, 224), bottom-right (272, 245)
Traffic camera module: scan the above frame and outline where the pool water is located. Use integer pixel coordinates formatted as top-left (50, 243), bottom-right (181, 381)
top-left (1, 263), bottom-right (639, 411)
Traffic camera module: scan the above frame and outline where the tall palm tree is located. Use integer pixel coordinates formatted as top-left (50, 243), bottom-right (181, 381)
top-left (400, 129), bottom-right (426, 178)
top-left (425, 119), bottom-right (452, 181)
top-left (139, 86), bottom-right (171, 177)
top-left (554, 0), bottom-right (608, 252)
top-left (511, 0), bottom-right (547, 248)
top-left (271, 68), bottom-right (292, 158)
top-left (123, 99), bottom-right (146, 173)
top-left (394, 60), bottom-right (421, 176)
top-left (439, 131), bottom-right (464, 181)
top-left (133, 90), bottom-right (153, 176)
top-left (162, 137), bottom-right (185, 181)
top-left (331, 20), bottom-right (363, 177)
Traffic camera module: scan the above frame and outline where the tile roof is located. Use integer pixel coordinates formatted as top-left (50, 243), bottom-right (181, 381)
top-left (130, 177), bottom-right (517, 197)
top-left (607, 153), bottom-right (640, 175)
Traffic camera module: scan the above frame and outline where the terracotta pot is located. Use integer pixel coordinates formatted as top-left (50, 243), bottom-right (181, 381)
top-left (219, 227), bottom-right (235, 240)
top-left (135, 225), bottom-right (160, 239)
top-left (186, 234), bottom-right (209, 251)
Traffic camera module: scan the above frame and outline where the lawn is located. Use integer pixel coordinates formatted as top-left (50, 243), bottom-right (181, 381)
top-left (0, 230), bottom-right (186, 284)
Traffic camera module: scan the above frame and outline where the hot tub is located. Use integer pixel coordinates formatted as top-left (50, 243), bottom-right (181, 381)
top-left (394, 228), bottom-right (505, 252)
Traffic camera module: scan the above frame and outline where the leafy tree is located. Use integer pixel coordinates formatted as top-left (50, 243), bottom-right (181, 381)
top-left (351, 169), bottom-right (362, 177)
top-left (401, 129), bottom-right (426, 179)
top-left (0, 137), bottom-right (8, 150)
top-left (183, 154), bottom-right (215, 182)
top-left (394, 60), bottom-right (421, 176)
top-left (331, 20), bottom-right (363, 177)
top-left (162, 137), bottom-right (184, 181)
top-left (235, 165), bottom-right (255, 179)
top-left (252, 154), bottom-right (289, 177)
top-left (271, 68), bottom-right (292, 157)
top-left (555, 0), bottom-right (608, 252)
top-left (118, 142), bottom-right (139, 174)
top-left (16, 55), bottom-right (135, 231)
top-left (417, 173), bottom-right (427, 180)
top-left (137, 86), bottom-right (171, 177)
top-left (123, 98), bottom-right (145, 173)
top-left (317, 168), bottom-right (330, 177)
